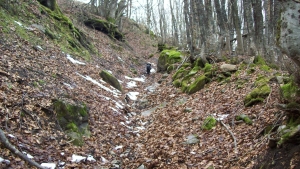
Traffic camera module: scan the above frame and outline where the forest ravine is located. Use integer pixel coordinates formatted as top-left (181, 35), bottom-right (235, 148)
top-left (1, 0), bottom-right (300, 169)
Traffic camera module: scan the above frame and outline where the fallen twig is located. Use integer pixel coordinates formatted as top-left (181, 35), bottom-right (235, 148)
top-left (0, 129), bottom-right (44, 169)
top-left (220, 120), bottom-right (238, 155)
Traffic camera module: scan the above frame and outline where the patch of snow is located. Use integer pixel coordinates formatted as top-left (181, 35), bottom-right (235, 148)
top-left (66, 54), bottom-right (86, 65)
top-left (0, 157), bottom-right (10, 164)
top-left (87, 155), bottom-right (96, 162)
top-left (99, 95), bottom-right (111, 100)
top-left (41, 163), bottom-right (56, 169)
top-left (101, 156), bottom-right (109, 164)
top-left (23, 152), bottom-right (33, 159)
top-left (8, 134), bottom-right (15, 138)
top-left (76, 73), bottom-right (121, 97)
top-left (60, 152), bottom-right (65, 156)
top-left (14, 21), bottom-right (23, 26)
top-left (36, 45), bottom-right (43, 50)
top-left (140, 120), bottom-right (148, 126)
top-left (71, 154), bottom-right (86, 163)
top-left (125, 76), bottom-right (145, 82)
top-left (190, 152), bottom-right (196, 155)
top-left (126, 120), bottom-right (131, 124)
top-left (120, 122), bottom-right (133, 129)
top-left (118, 56), bottom-right (124, 62)
top-left (63, 82), bottom-right (74, 89)
top-left (115, 145), bottom-right (123, 150)
top-left (106, 70), bottom-right (113, 74)
top-left (136, 126), bottom-right (145, 131)
top-left (58, 161), bottom-right (65, 167)
top-left (109, 106), bottom-right (120, 113)
top-left (150, 68), bottom-right (156, 73)
top-left (126, 81), bottom-right (137, 88)
top-left (127, 92), bottom-right (139, 100)
top-left (145, 83), bottom-right (160, 92)
top-left (213, 114), bottom-right (229, 121)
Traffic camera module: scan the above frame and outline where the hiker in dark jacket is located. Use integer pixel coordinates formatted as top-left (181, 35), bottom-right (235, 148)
top-left (146, 63), bottom-right (151, 74)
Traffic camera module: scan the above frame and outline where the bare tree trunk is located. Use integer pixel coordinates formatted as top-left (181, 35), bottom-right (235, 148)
top-left (169, 0), bottom-right (179, 46)
top-left (252, 0), bottom-right (265, 56)
top-left (184, 0), bottom-right (193, 59)
top-left (230, 0), bottom-right (244, 55)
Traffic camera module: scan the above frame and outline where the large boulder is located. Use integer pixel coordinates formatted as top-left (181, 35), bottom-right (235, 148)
top-left (157, 49), bottom-right (182, 72)
top-left (53, 100), bottom-right (90, 146)
top-left (100, 70), bottom-right (123, 92)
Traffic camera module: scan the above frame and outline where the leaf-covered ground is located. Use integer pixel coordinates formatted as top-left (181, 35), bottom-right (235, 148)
top-left (1, 0), bottom-right (300, 169)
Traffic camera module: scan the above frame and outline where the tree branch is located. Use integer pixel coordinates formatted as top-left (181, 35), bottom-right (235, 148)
top-left (220, 120), bottom-right (238, 155)
top-left (0, 129), bottom-right (45, 169)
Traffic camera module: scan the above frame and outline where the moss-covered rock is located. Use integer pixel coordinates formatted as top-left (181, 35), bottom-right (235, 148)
top-left (100, 70), bottom-right (123, 92)
top-left (157, 49), bottom-right (182, 72)
top-left (244, 84), bottom-right (271, 107)
top-left (202, 116), bottom-right (217, 130)
top-left (203, 63), bottom-right (212, 73)
top-left (236, 114), bottom-right (253, 125)
top-left (187, 75), bottom-right (206, 94)
top-left (193, 58), bottom-right (205, 68)
top-left (167, 65), bottom-right (175, 73)
top-left (84, 18), bottom-right (124, 41)
top-left (281, 81), bottom-right (300, 102)
top-left (173, 79), bottom-right (181, 87)
top-left (53, 100), bottom-right (89, 146)
top-left (172, 67), bottom-right (189, 81)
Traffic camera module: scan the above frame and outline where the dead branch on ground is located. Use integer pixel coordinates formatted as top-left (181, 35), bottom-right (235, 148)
top-left (0, 129), bottom-right (45, 169)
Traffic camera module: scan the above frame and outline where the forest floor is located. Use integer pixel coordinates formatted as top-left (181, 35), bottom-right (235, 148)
top-left (0, 0), bottom-right (300, 169)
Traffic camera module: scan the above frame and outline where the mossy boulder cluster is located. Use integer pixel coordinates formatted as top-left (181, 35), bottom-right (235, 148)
top-left (171, 57), bottom-right (214, 94)
top-left (53, 100), bottom-right (90, 146)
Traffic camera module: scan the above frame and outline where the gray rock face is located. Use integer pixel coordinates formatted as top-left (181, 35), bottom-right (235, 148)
top-left (278, 2), bottom-right (300, 66)
top-left (220, 64), bottom-right (237, 72)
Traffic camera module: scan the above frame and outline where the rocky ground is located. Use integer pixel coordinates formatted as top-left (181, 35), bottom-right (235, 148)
top-left (0, 0), bottom-right (300, 169)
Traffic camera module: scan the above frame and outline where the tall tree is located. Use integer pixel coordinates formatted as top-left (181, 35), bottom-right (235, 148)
top-left (230, 0), bottom-right (244, 55)
top-left (169, 0), bottom-right (179, 45)
top-left (252, 0), bottom-right (265, 55)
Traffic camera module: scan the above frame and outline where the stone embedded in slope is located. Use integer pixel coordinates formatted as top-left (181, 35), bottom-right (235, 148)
top-left (100, 70), bottom-right (123, 92)
top-left (220, 64), bottom-right (237, 72)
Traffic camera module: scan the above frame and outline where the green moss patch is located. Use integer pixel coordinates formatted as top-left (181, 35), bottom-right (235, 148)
top-left (281, 81), bottom-right (299, 102)
top-left (236, 114), bottom-right (253, 125)
top-left (187, 75), bottom-right (206, 94)
top-left (202, 116), bottom-right (217, 130)
top-left (244, 84), bottom-right (271, 107)
top-left (203, 63), bottom-right (212, 73)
